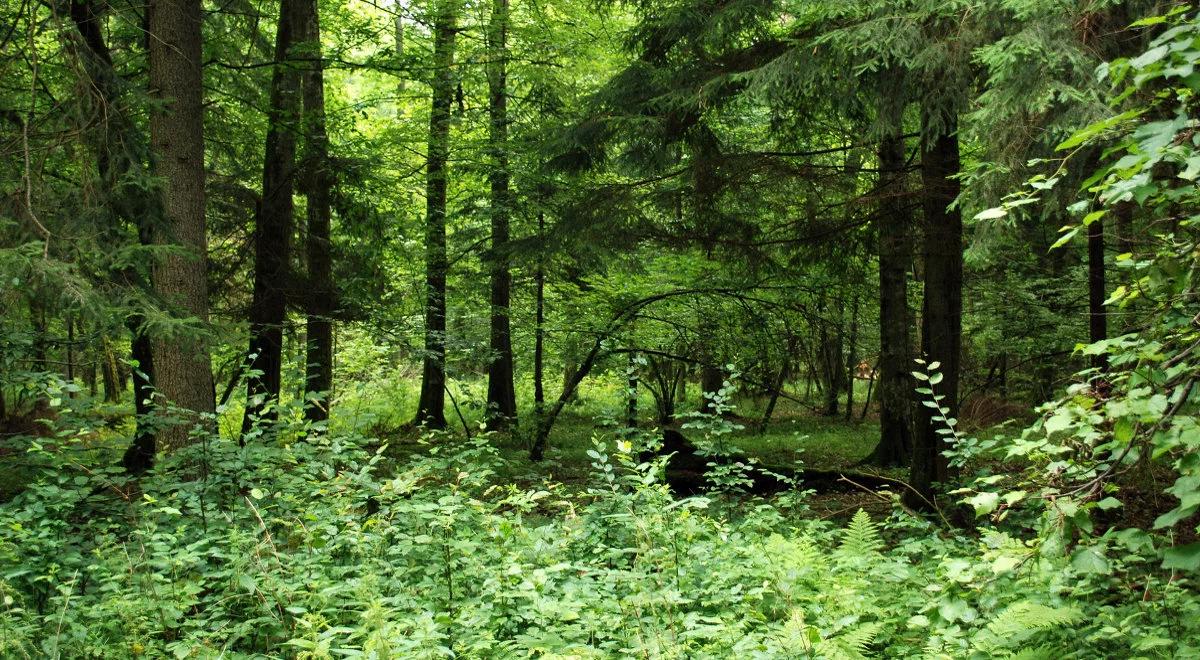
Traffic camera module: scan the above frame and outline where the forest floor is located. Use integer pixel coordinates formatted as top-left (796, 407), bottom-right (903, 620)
top-left (2, 382), bottom-right (909, 522)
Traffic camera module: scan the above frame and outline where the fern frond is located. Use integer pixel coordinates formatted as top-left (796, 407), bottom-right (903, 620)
top-left (973, 601), bottom-right (1082, 654)
top-left (815, 621), bottom-right (881, 660)
top-left (986, 602), bottom-right (1082, 638)
top-left (838, 509), bottom-right (882, 556)
top-left (1004, 645), bottom-right (1058, 660)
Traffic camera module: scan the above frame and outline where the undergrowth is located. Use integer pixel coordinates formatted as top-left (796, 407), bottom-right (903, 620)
top-left (0, 411), bottom-right (1195, 658)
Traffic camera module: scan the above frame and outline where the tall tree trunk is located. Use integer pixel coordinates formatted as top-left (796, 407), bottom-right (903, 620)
top-left (149, 0), bottom-right (216, 450)
top-left (868, 107), bottom-right (914, 467)
top-left (625, 351), bottom-right (638, 428)
top-left (909, 112), bottom-right (963, 509)
top-left (414, 3), bottom-right (457, 429)
top-left (29, 299), bottom-right (47, 371)
top-left (485, 0), bottom-right (516, 430)
top-left (844, 294), bottom-right (858, 422)
top-left (533, 208), bottom-right (546, 437)
top-left (65, 315), bottom-right (75, 392)
top-left (244, 0), bottom-right (301, 434)
top-left (1088, 214), bottom-right (1108, 372)
top-left (298, 0), bottom-right (334, 423)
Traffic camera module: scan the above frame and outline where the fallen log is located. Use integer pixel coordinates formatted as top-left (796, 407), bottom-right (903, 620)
top-left (640, 429), bottom-right (900, 496)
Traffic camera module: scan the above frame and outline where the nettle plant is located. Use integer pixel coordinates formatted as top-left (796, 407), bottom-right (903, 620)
top-left (962, 8), bottom-right (1200, 574)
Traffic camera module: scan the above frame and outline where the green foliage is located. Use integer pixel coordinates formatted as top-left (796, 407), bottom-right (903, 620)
top-left (2, 395), bottom-right (1198, 658)
top-left (961, 7), bottom-right (1200, 577)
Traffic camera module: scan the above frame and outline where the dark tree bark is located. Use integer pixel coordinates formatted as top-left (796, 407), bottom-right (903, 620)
top-left (28, 299), bottom-right (47, 371)
top-left (844, 294), bottom-right (859, 422)
top-left (65, 316), bottom-right (75, 390)
top-left (149, 0), bottom-right (216, 450)
top-left (817, 301), bottom-right (843, 417)
top-left (757, 338), bottom-right (792, 433)
top-left (1115, 201), bottom-right (1134, 256)
top-left (699, 361), bottom-right (724, 415)
top-left (244, 0), bottom-right (302, 434)
top-left (414, 3), bottom-right (457, 429)
top-left (123, 324), bottom-right (157, 474)
top-left (101, 336), bottom-right (122, 403)
top-left (533, 208), bottom-right (546, 436)
top-left (298, 0), bottom-right (334, 423)
top-left (909, 112), bottom-right (963, 509)
top-left (625, 351), bottom-right (638, 428)
top-left (1088, 215), bottom-right (1108, 372)
top-left (485, 0), bottom-right (517, 430)
top-left (868, 116), bottom-right (914, 467)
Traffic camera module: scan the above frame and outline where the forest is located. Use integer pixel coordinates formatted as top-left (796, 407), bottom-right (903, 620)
top-left (1, 0), bottom-right (1199, 655)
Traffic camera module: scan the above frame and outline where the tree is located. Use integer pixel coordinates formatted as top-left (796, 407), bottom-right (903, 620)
top-left (148, 0), bottom-right (216, 450)
top-left (244, 0), bottom-right (302, 434)
top-left (413, 0), bottom-right (458, 429)
top-left (485, 0), bottom-right (517, 430)
top-left (298, 0), bottom-right (335, 422)
top-left (909, 105), bottom-right (962, 508)
top-left (867, 74), bottom-right (913, 467)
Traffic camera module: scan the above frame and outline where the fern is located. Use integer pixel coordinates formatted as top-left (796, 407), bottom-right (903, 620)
top-left (972, 601), bottom-right (1082, 654)
top-left (816, 621), bottom-right (882, 660)
top-left (838, 509), bottom-right (882, 556)
top-left (1004, 645), bottom-right (1058, 660)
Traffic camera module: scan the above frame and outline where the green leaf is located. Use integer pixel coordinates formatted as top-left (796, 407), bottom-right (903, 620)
top-left (1050, 227), bottom-right (1081, 249)
top-left (1071, 546), bottom-right (1110, 574)
top-left (1162, 542), bottom-right (1200, 571)
top-left (1132, 45), bottom-right (1169, 69)
top-left (974, 207), bottom-right (1007, 220)
top-left (968, 491), bottom-right (1000, 516)
top-left (1129, 15), bottom-right (1167, 28)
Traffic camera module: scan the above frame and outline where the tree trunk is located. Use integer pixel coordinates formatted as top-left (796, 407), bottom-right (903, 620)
top-left (29, 299), bottom-right (47, 371)
top-left (149, 0), bottom-right (216, 450)
top-left (818, 301), bottom-right (842, 417)
top-left (298, 0), bottom-right (334, 423)
top-left (533, 208), bottom-right (546, 437)
top-left (758, 341), bottom-right (791, 434)
top-left (123, 319), bottom-right (157, 474)
top-left (868, 108), bottom-right (913, 467)
top-left (909, 111), bottom-right (963, 509)
top-left (101, 336), bottom-right (121, 403)
top-left (66, 316), bottom-right (75, 392)
top-left (485, 0), bottom-right (516, 430)
top-left (625, 351), bottom-right (638, 428)
top-left (244, 0), bottom-right (301, 434)
top-left (414, 3), bottom-right (457, 429)
top-left (699, 361), bottom-right (724, 415)
top-left (844, 294), bottom-right (858, 422)
top-left (1088, 214), bottom-right (1108, 372)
